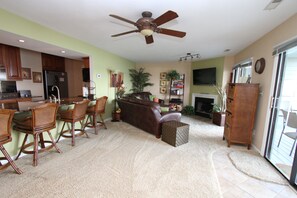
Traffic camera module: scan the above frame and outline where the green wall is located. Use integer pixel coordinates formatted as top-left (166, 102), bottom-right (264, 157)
top-left (190, 57), bottom-right (225, 104)
top-left (0, 8), bottom-right (135, 118)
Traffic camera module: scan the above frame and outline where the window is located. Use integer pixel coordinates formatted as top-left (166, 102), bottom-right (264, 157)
top-left (232, 59), bottom-right (252, 83)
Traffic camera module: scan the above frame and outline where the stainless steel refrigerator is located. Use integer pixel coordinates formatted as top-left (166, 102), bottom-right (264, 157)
top-left (43, 70), bottom-right (68, 99)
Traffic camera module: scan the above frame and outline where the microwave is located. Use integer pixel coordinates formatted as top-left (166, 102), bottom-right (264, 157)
top-left (0, 81), bottom-right (17, 93)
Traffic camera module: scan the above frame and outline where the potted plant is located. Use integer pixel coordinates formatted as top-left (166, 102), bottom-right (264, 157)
top-left (181, 105), bottom-right (195, 115)
top-left (166, 70), bottom-right (180, 81)
top-left (129, 68), bottom-right (153, 93)
top-left (212, 84), bottom-right (227, 126)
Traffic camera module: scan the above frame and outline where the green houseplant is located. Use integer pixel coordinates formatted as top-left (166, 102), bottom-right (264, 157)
top-left (212, 84), bottom-right (227, 126)
top-left (129, 68), bottom-right (153, 93)
top-left (166, 70), bottom-right (180, 81)
top-left (181, 105), bottom-right (195, 115)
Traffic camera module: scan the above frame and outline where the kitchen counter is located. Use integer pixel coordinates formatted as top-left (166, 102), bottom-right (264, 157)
top-left (0, 97), bottom-right (87, 111)
top-left (4, 97), bottom-right (89, 158)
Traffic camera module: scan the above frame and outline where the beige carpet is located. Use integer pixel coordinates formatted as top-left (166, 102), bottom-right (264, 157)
top-left (0, 116), bottom-right (225, 198)
top-left (228, 150), bottom-right (288, 185)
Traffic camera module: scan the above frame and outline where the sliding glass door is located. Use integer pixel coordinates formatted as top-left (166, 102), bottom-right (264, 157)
top-left (265, 45), bottom-right (297, 187)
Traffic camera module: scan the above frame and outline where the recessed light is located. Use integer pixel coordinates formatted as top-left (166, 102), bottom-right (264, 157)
top-left (264, 0), bottom-right (283, 10)
top-left (18, 39), bottom-right (25, 43)
top-left (61, 50), bottom-right (66, 53)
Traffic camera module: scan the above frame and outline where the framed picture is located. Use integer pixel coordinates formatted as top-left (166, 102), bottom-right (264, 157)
top-left (33, 72), bottom-right (42, 83)
top-left (110, 71), bottom-right (124, 87)
top-left (160, 72), bottom-right (167, 79)
top-left (160, 87), bottom-right (166, 94)
top-left (22, 68), bottom-right (31, 79)
top-left (160, 80), bottom-right (166, 86)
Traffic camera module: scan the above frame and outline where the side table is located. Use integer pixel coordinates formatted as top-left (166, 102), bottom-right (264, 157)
top-left (162, 121), bottom-right (189, 147)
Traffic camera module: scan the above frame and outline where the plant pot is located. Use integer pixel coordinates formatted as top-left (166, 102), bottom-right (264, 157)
top-left (212, 112), bottom-right (226, 126)
top-left (111, 112), bottom-right (121, 122)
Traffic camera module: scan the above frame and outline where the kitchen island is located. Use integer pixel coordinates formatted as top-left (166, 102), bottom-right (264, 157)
top-left (1, 97), bottom-right (89, 159)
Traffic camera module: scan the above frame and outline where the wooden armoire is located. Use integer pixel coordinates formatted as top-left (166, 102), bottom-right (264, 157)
top-left (224, 83), bottom-right (259, 149)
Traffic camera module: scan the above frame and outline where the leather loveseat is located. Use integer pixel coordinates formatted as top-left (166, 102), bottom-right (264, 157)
top-left (117, 92), bottom-right (181, 138)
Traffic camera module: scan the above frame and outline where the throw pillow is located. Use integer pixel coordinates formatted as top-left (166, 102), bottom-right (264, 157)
top-left (149, 95), bottom-right (156, 101)
top-left (160, 106), bottom-right (169, 112)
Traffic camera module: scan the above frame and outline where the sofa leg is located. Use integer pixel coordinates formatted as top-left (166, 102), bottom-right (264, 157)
top-left (156, 134), bottom-right (161, 139)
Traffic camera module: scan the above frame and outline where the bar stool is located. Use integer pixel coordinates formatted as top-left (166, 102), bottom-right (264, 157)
top-left (57, 100), bottom-right (90, 146)
top-left (0, 109), bottom-right (22, 174)
top-left (13, 103), bottom-right (61, 167)
top-left (85, 96), bottom-right (108, 134)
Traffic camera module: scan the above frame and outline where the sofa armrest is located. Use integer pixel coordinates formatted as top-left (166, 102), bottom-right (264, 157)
top-left (159, 112), bottom-right (181, 123)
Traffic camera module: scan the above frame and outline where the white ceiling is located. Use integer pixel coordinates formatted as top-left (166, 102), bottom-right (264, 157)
top-left (0, 0), bottom-right (297, 63)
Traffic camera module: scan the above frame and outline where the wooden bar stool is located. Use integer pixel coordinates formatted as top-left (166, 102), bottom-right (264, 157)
top-left (57, 100), bottom-right (90, 146)
top-left (13, 103), bottom-right (61, 167)
top-left (0, 109), bottom-right (22, 174)
top-left (85, 96), bottom-right (108, 134)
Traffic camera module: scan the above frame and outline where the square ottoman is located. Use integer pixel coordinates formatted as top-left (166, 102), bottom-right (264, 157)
top-left (162, 121), bottom-right (189, 147)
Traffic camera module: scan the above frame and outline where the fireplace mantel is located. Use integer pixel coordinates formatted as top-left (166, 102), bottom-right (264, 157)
top-left (192, 93), bottom-right (218, 107)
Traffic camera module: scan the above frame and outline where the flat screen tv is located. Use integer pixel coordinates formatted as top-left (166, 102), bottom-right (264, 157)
top-left (193, 67), bottom-right (216, 85)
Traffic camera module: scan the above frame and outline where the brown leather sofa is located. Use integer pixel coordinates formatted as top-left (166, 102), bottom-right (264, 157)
top-left (117, 92), bottom-right (181, 138)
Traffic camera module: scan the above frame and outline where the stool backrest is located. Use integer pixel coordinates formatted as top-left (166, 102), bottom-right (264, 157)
top-left (96, 96), bottom-right (108, 113)
top-left (73, 100), bottom-right (90, 120)
top-left (32, 103), bottom-right (58, 131)
top-left (0, 109), bottom-right (15, 142)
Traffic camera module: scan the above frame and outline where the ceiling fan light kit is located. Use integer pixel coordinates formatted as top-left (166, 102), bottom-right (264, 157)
top-left (110, 10), bottom-right (186, 44)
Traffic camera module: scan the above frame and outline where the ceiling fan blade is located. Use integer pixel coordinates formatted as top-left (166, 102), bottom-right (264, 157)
top-left (153, 10), bottom-right (178, 26)
top-left (145, 35), bottom-right (154, 44)
top-left (109, 14), bottom-right (138, 26)
top-left (111, 30), bottom-right (139, 37)
top-left (157, 28), bottom-right (186, 38)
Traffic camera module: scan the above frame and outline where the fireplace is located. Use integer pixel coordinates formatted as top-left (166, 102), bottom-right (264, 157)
top-left (192, 93), bottom-right (218, 118)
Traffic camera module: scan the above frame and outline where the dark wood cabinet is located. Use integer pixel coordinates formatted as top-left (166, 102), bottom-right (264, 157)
top-left (224, 83), bottom-right (259, 149)
top-left (42, 53), bottom-right (65, 72)
top-left (1, 44), bottom-right (22, 80)
top-left (0, 44), bottom-right (4, 66)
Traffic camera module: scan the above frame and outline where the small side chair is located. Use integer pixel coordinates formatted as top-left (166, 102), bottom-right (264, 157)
top-left (14, 103), bottom-right (61, 167)
top-left (85, 96), bottom-right (108, 134)
top-left (0, 109), bottom-right (22, 174)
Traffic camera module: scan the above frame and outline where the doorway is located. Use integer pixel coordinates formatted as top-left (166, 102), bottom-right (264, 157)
top-left (265, 44), bottom-right (297, 187)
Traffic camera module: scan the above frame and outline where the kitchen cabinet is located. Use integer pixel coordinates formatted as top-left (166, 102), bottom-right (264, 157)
top-left (224, 83), bottom-right (259, 149)
top-left (0, 44), bottom-right (4, 66)
top-left (1, 44), bottom-right (22, 80)
top-left (42, 53), bottom-right (65, 72)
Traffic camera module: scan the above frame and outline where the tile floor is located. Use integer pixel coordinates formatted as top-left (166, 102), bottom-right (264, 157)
top-left (213, 149), bottom-right (297, 198)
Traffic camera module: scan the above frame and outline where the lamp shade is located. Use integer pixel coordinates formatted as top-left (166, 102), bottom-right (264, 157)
top-left (140, 29), bottom-right (154, 36)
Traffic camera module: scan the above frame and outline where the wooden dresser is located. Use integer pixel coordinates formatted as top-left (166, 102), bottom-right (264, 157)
top-left (224, 83), bottom-right (259, 149)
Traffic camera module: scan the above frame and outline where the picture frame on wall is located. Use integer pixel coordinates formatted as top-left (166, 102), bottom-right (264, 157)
top-left (160, 87), bottom-right (166, 94)
top-left (32, 72), bottom-right (42, 83)
top-left (160, 72), bottom-right (167, 79)
top-left (22, 67), bottom-right (31, 79)
top-left (160, 80), bottom-right (166, 86)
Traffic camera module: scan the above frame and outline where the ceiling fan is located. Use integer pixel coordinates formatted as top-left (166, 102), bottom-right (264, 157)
top-left (109, 10), bottom-right (186, 44)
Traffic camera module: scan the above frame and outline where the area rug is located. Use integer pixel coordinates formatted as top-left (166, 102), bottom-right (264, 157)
top-left (0, 116), bottom-right (225, 198)
top-left (228, 150), bottom-right (288, 185)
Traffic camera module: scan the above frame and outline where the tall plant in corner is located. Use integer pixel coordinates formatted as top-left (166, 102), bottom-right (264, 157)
top-left (213, 84), bottom-right (227, 113)
top-left (212, 84), bottom-right (227, 126)
top-left (129, 67), bottom-right (153, 93)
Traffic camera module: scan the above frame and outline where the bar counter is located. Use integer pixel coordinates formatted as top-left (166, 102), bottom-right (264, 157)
top-left (1, 97), bottom-right (89, 159)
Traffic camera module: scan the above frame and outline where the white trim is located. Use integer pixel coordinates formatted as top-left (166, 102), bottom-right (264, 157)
top-left (192, 93), bottom-right (218, 106)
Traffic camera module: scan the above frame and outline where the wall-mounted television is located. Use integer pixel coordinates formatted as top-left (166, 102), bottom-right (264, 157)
top-left (193, 67), bottom-right (216, 85)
